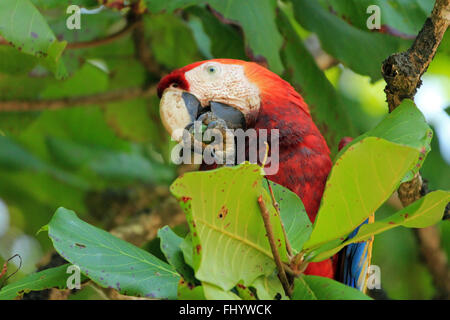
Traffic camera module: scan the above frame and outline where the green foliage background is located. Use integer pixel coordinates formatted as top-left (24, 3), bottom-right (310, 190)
top-left (0, 0), bottom-right (448, 300)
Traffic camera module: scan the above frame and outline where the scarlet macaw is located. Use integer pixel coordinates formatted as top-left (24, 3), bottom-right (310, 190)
top-left (157, 59), bottom-right (373, 291)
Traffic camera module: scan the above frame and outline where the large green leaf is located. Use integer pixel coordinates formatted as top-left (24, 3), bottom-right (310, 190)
top-left (170, 162), bottom-right (288, 291)
top-left (292, 275), bottom-right (371, 300)
top-left (278, 5), bottom-right (357, 154)
top-left (304, 137), bottom-right (420, 251)
top-left (264, 180), bottom-right (311, 254)
top-left (312, 190), bottom-right (450, 261)
top-left (320, 0), bottom-right (433, 35)
top-left (338, 100), bottom-right (432, 181)
top-left (0, 264), bottom-right (81, 300)
top-left (44, 208), bottom-right (180, 299)
top-left (291, 0), bottom-right (411, 81)
top-left (207, 0), bottom-right (284, 74)
top-left (0, 0), bottom-right (67, 78)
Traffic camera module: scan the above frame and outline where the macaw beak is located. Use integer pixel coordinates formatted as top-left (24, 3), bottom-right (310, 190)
top-left (159, 88), bottom-right (246, 142)
top-left (159, 88), bottom-right (201, 141)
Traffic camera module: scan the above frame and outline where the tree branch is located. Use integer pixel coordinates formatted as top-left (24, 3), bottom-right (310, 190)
top-left (382, 0), bottom-right (450, 299)
top-left (0, 20), bottom-right (139, 50)
top-left (131, 17), bottom-right (164, 76)
top-left (0, 85), bottom-right (156, 112)
top-left (382, 0), bottom-right (450, 111)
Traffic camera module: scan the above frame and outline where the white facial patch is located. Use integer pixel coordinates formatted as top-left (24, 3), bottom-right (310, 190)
top-left (184, 62), bottom-right (261, 118)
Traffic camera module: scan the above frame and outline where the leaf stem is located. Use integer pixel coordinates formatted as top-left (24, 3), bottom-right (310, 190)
top-left (257, 195), bottom-right (292, 297)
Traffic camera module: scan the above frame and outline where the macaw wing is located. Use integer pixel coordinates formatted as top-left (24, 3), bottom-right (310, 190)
top-left (336, 215), bottom-right (374, 292)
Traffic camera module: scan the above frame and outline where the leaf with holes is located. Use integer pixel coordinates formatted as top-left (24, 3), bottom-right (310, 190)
top-left (0, 0), bottom-right (67, 78)
top-left (170, 162), bottom-right (288, 291)
top-left (43, 207), bottom-right (180, 299)
top-left (304, 137), bottom-right (420, 252)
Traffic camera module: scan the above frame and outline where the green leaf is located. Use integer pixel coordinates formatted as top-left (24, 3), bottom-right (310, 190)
top-left (291, 0), bottom-right (411, 81)
top-left (170, 162), bottom-right (288, 291)
top-left (0, 0), bottom-right (67, 79)
top-left (292, 275), bottom-right (371, 300)
top-left (252, 272), bottom-right (287, 300)
top-left (320, 0), bottom-right (433, 35)
top-left (87, 152), bottom-right (174, 185)
top-left (338, 100), bottom-right (432, 181)
top-left (187, 6), bottom-right (247, 60)
top-left (312, 191), bottom-right (450, 261)
top-left (158, 226), bottom-right (196, 283)
top-left (45, 207), bottom-right (180, 299)
top-left (304, 137), bottom-right (420, 251)
top-left (0, 46), bottom-right (37, 74)
top-left (145, 14), bottom-right (202, 69)
top-left (177, 280), bottom-right (206, 300)
top-left (0, 264), bottom-right (75, 300)
top-left (264, 180), bottom-right (311, 254)
top-left (278, 4), bottom-right (357, 155)
top-left (207, 0), bottom-right (284, 74)
top-left (32, 0), bottom-right (98, 9)
top-left (235, 281), bottom-right (257, 300)
top-left (145, 0), bottom-right (205, 13)
top-left (202, 282), bottom-right (241, 300)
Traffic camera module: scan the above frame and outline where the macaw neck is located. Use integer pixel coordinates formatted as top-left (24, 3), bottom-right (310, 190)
top-left (255, 100), bottom-right (332, 222)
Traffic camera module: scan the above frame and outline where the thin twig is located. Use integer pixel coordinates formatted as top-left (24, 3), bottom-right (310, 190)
top-left (0, 254), bottom-right (22, 289)
top-left (0, 85), bottom-right (156, 112)
top-left (257, 195), bottom-right (292, 297)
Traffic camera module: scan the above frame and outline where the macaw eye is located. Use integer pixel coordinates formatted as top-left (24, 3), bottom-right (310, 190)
top-left (207, 66), bottom-right (216, 74)
top-left (204, 64), bottom-right (220, 75)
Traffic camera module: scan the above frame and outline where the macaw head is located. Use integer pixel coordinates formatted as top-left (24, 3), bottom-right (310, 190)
top-left (157, 59), bottom-right (311, 143)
